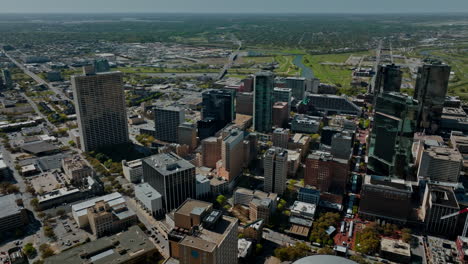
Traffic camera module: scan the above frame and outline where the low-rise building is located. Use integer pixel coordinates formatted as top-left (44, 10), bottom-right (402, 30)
top-left (62, 155), bottom-right (93, 184)
top-left (238, 238), bottom-right (253, 259)
top-left (291, 114), bottom-right (321, 134)
top-left (272, 128), bottom-right (289, 149)
top-left (72, 192), bottom-right (137, 237)
top-left (37, 177), bottom-right (101, 210)
top-left (288, 133), bottom-right (311, 159)
top-left (135, 183), bottom-right (163, 217)
top-left (290, 201), bottom-right (316, 220)
top-left (380, 238), bottom-right (411, 264)
top-left (122, 159), bottom-right (143, 183)
top-left (44, 226), bottom-right (158, 264)
top-left (242, 219), bottom-right (264, 241)
top-left (298, 187), bottom-right (320, 204)
top-left (233, 188), bottom-right (254, 206)
top-left (249, 198), bottom-right (272, 224)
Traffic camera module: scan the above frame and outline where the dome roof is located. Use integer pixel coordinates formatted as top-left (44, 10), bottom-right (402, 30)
top-left (293, 255), bottom-right (358, 264)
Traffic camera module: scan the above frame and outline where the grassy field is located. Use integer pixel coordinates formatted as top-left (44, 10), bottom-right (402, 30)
top-left (302, 54), bottom-right (352, 87)
top-left (274, 56), bottom-right (300, 76)
top-left (240, 56), bottom-right (275, 64)
top-left (301, 51), bottom-right (373, 88)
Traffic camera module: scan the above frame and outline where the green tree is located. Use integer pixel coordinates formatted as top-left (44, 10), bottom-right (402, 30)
top-left (309, 212), bottom-right (340, 244)
top-left (39, 243), bottom-right (54, 258)
top-left (355, 225), bottom-right (381, 255)
top-left (317, 246), bottom-right (334, 255)
top-left (23, 243), bottom-right (37, 258)
top-left (350, 255), bottom-right (370, 264)
top-left (310, 133), bottom-right (320, 142)
top-left (216, 195), bottom-right (227, 206)
top-left (30, 198), bottom-right (39, 209)
top-left (255, 243), bottom-right (263, 254)
top-left (43, 225), bottom-right (55, 239)
top-left (274, 242), bottom-right (310, 261)
top-left (401, 228), bottom-right (412, 243)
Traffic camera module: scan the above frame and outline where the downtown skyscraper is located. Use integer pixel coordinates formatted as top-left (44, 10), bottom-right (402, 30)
top-left (198, 89), bottom-right (235, 140)
top-left (414, 63), bottom-right (451, 132)
top-left (373, 64), bottom-right (402, 99)
top-left (72, 66), bottom-right (129, 152)
top-left (264, 147), bottom-right (288, 195)
top-left (254, 71), bottom-right (274, 133)
top-left (368, 92), bottom-right (418, 179)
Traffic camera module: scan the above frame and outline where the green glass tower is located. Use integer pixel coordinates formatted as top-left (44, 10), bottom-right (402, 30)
top-left (368, 92), bottom-right (418, 179)
top-left (254, 71), bottom-right (274, 133)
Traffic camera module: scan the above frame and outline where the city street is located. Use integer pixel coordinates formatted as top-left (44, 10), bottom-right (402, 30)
top-left (125, 196), bottom-right (170, 258)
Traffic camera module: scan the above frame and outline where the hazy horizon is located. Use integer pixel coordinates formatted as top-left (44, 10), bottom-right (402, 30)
top-left (1, 0), bottom-right (468, 14)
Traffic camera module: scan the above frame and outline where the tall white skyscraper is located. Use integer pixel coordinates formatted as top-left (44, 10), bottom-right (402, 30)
top-left (72, 66), bottom-right (129, 152)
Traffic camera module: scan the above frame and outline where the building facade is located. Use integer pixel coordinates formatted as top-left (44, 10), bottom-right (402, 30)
top-left (254, 72), bottom-right (274, 133)
top-left (178, 122), bottom-right (198, 151)
top-left (368, 92), bottom-right (418, 179)
top-left (154, 106), bottom-right (185, 143)
top-left (422, 184), bottom-right (459, 236)
top-left (285, 77), bottom-right (306, 100)
top-left (72, 67), bottom-right (129, 152)
top-left (264, 147), bottom-right (288, 195)
top-left (414, 63), bottom-right (451, 132)
top-left (122, 159), bottom-right (143, 183)
top-left (373, 64), bottom-right (402, 99)
top-left (142, 153), bottom-right (196, 212)
top-left (272, 128), bottom-right (289, 149)
top-left (418, 146), bottom-right (462, 183)
top-left (304, 151), bottom-right (349, 194)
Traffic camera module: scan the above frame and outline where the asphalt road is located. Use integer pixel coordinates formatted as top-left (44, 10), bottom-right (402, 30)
top-left (125, 197), bottom-right (170, 258)
top-left (3, 50), bottom-right (71, 102)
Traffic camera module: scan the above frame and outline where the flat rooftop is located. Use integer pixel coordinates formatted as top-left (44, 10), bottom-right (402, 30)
top-left (72, 192), bottom-right (124, 217)
top-left (365, 175), bottom-right (413, 192)
top-left (44, 226), bottom-right (154, 264)
top-left (135, 183), bottom-right (161, 200)
top-left (124, 159), bottom-right (142, 168)
top-left (175, 199), bottom-right (212, 217)
top-left (143, 152), bottom-right (194, 176)
top-left (428, 184), bottom-right (459, 208)
top-left (380, 238), bottom-right (411, 257)
top-left (291, 201), bottom-right (316, 215)
top-left (181, 215), bottom-right (237, 252)
top-left (425, 146), bottom-right (462, 162)
top-left (0, 194), bottom-right (23, 219)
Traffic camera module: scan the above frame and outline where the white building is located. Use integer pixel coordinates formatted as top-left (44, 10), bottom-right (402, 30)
top-left (196, 174), bottom-right (211, 199)
top-left (290, 201), bottom-right (316, 220)
top-left (122, 159), bottom-right (143, 183)
top-left (72, 192), bottom-right (126, 227)
top-left (418, 146), bottom-right (462, 183)
top-left (134, 183), bottom-right (163, 217)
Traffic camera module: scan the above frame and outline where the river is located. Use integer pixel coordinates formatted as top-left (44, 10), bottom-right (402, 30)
top-left (293, 55), bottom-right (314, 79)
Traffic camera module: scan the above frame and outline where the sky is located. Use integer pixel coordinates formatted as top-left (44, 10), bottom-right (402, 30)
top-left (1, 0), bottom-right (468, 14)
